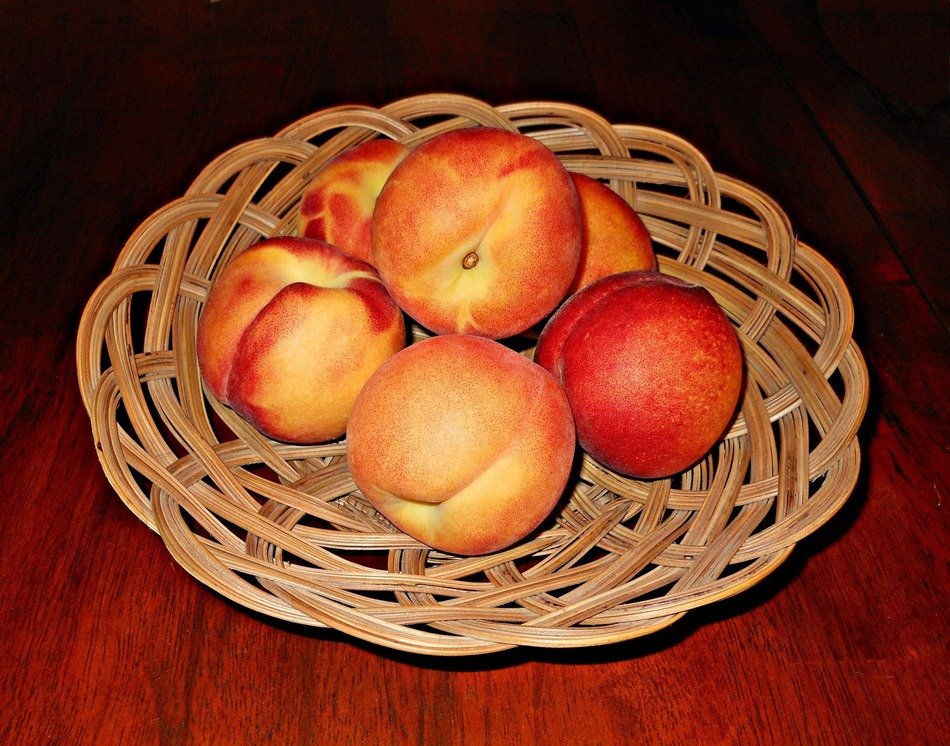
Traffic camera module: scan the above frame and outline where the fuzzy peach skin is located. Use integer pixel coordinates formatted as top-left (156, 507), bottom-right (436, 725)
top-left (371, 127), bottom-right (582, 339)
top-left (297, 139), bottom-right (408, 265)
top-left (567, 172), bottom-right (656, 294)
top-left (196, 236), bottom-right (406, 444)
top-left (346, 335), bottom-right (576, 555)
top-left (535, 271), bottom-right (743, 479)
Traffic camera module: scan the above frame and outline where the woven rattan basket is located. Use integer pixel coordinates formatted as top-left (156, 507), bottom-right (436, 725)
top-left (76, 94), bottom-right (868, 655)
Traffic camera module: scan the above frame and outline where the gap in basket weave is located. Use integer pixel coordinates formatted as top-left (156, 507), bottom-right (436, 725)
top-left (718, 191), bottom-right (772, 225)
top-left (623, 576), bottom-right (679, 605)
top-left (826, 365), bottom-right (849, 406)
top-left (300, 126), bottom-right (375, 149)
top-left (388, 111), bottom-right (467, 135)
top-left (210, 170), bottom-right (239, 198)
top-left (763, 309), bottom-right (826, 395)
top-left (225, 567), bottom-right (273, 600)
top-left (632, 172), bottom-right (697, 202)
top-left (202, 400), bottom-right (246, 454)
top-left (651, 238), bottom-right (682, 267)
top-left (270, 544), bottom-right (393, 575)
top-left (681, 440), bottom-right (756, 519)
top-left (141, 232), bottom-right (172, 268)
top-left (787, 277), bottom-right (835, 353)
top-left (246, 159), bottom-right (303, 223)
top-left (225, 482), bottom-right (392, 577)
top-left (124, 279), bottom-right (159, 364)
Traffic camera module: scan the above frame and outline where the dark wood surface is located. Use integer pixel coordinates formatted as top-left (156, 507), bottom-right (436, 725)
top-left (2, 2), bottom-right (947, 743)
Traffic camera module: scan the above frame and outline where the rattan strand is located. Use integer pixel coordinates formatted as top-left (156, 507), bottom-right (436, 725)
top-left (76, 94), bottom-right (869, 656)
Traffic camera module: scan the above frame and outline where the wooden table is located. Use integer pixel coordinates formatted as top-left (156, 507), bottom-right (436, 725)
top-left (2, 2), bottom-right (946, 743)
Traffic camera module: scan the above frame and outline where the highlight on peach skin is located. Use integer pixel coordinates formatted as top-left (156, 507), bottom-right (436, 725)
top-left (346, 334), bottom-right (577, 555)
top-left (298, 138), bottom-right (408, 265)
top-left (371, 127), bottom-right (582, 339)
top-left (567, 172), bottom-right (656, 295)
top-left (535, 270), bottom-right (744, 479)
top-left (196, 236), bottom-right (406, 444)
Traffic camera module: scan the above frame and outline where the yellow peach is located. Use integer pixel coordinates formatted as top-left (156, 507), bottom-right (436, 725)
top-left (197, 236), bottom-right (405, 443)
top-left (371, 127), bottom-right (582, 339)
top-left (567, 172), bottom-right (656, 294)
top-left (298, 139), bottom-right (408, 265)
top-left (346, 335), bottom-right (576, 555)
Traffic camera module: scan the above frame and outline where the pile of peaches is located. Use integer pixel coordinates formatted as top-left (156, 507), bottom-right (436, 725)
top-left (197, 128), bottom-right (743, 555)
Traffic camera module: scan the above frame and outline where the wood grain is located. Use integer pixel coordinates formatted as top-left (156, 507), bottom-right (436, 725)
top-left (1, 1), bottom-right (946, 744)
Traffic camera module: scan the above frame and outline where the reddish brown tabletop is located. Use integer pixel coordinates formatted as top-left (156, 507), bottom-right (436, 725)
top-left (2, 2), bottom-right (946, 743)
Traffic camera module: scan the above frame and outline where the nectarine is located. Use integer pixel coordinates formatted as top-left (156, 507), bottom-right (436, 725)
top-left (346, 334), bottom-right (576, 555)
top-left (371, 127), bottom-right (582, 339)
top-left (197, 236), bottom-right (406, 444)
top-left (535, 271), bottom-right (743, 479)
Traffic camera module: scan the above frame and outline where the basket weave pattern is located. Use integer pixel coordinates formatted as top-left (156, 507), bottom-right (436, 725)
top-left (76, 95), bottom-right (868, 655)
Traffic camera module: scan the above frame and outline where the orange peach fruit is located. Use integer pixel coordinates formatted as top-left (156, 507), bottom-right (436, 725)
top-left (567, 172), bottom-right (656, 294)
top-left (346, 334), bottom-right (576, 555)
top-left (535, 271), bottom-right (743, 479)
top-left (197, 236), bottom-right (406, 444)
top-left (298, 139), bottom-right (408, 265)
top-left (371, 127), bottom-right (582, 339)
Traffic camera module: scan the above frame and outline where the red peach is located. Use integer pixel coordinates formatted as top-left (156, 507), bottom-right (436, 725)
top-left (346, 335), bottom-right (576, 555)
top-left (535, 271), bottom-right (743, 479)
top-left (197, 236), bottom-right (405, 444)
top-left (298, 139), bottom-right (408, 265)
top-left (371, 127), bottom-right (582, 339)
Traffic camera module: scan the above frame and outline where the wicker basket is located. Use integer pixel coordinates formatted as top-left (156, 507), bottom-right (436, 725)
top-left (76, 94), bottom-right (869, 655)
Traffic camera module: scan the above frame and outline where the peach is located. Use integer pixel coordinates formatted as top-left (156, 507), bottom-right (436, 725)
top-left (346, 335), bottom-right (576, 555)
top-left (567, 172), bottom-right (656, 294)
top-left (298, 138), bottom-right (408, 265)
top-left (196, 236), bottom-right (406, 444)
top-left (371, 127), bottom-right (582, 339)
top-left (535, 271), bottom-right (743, 479)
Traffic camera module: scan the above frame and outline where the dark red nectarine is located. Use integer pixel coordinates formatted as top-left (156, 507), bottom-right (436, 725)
top-left (535, 271), bottom-right (743, 479)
